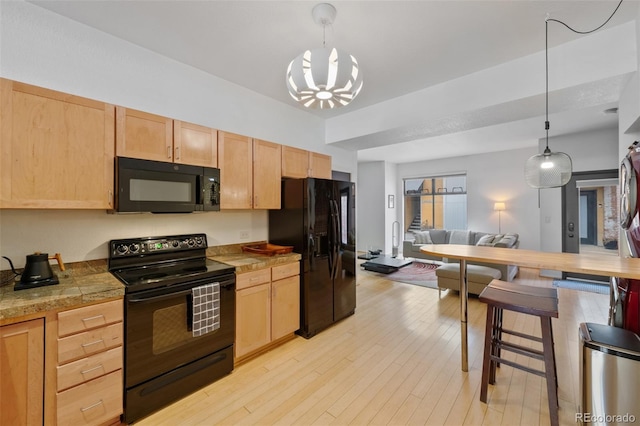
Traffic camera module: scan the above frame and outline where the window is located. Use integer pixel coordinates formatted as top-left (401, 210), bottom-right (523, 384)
top-left (403, 174), bottom-right (467, 235)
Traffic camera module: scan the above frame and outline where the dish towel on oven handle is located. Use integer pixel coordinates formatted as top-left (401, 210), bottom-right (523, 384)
top-left (192, 282), bottom-right (220, 337)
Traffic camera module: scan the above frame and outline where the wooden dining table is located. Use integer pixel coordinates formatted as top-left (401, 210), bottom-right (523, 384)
top-left (419, 244), bottom-right (640, 371)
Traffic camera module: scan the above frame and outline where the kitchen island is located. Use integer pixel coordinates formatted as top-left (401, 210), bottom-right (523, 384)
top-left (420, 244), bottom-right (640, 371)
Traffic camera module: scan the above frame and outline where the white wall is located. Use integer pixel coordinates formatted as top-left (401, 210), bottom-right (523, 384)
top-left (384, 162), bottom-right (398, 254)
top-left (356, 162), bottom-right (386, 252)
top-left (0, 1), bottom-right (357, 267)
top-left (396, 147), bottom-right (541, 250)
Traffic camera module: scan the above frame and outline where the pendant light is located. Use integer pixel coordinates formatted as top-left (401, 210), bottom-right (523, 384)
top-left (525, 1), bottom-right (624, 189)
top-left (286, 3), bottom-right (363, 109)
top-left (525, 18), bottom-right (572, 189)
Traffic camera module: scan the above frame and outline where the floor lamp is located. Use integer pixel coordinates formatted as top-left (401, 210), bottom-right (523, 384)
top-left (494, 202), bottom-right (505, 234)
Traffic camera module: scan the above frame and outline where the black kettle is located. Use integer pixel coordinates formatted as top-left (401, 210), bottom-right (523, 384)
top-left (14, 252), bottom-right (60, 290)
top-left (21, 252), bottom-right (55, 283)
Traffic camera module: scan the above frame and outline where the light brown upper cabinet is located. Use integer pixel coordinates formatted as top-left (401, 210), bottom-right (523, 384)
top-left (0, 79), bottom-right (115, 209)
top-left (218, 132), bottom-right (281, 210)
top-left (116, 107), bottom-right (217, 167)
top-left (309, 151), bottom-right (332, 179)
top-left (174, 120), bottom-right (218, 167)
top-left (281, 145), bottom-right (332, 179)
top-left (253, 139), bottom-right (281, 209)
top-left (218, 132), bottom-right (253, 209)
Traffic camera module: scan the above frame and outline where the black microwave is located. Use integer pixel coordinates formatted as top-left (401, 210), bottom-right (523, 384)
top-left (115, 157), bottom-right (220, 213)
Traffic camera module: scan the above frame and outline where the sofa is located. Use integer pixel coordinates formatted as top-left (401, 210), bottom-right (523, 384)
top-left (402, 229), bottom-right (519, 282)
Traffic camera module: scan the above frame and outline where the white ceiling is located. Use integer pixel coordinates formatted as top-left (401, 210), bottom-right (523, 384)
top-left (28, 0), bottom-right (638, 164)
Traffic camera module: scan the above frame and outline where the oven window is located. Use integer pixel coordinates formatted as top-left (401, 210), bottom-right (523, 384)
top-left (130, 179), bottom-right (193, 202)
top-left (153, 303), bottom-right (210, 354)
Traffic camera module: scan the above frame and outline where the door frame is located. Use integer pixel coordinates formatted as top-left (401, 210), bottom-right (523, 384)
top-left (561, 169), bottom-right (618, 282)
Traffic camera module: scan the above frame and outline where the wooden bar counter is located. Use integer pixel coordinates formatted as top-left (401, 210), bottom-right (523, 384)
top-left (419, 244), bottom-right (640, 371)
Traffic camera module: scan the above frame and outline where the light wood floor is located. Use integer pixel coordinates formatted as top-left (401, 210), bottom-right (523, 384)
top-left (135, 266), bottom-right (609, 425)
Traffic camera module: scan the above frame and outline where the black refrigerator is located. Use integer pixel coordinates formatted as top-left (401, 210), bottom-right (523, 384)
top-left (269, 178), bottom-right (356, 338)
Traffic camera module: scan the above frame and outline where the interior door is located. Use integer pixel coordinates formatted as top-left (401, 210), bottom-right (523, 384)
top-left (579, 190), bottom-right (597, 245)
top-left (562, 169), bottom-right (618, 282)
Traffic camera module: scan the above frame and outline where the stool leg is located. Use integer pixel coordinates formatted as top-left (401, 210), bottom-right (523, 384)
top-left (480, 304), bottom-right (495, 403)
top-left (489, 307), bottom-right (500, 382)
top-left (540, 316), bottom-right (559, 426)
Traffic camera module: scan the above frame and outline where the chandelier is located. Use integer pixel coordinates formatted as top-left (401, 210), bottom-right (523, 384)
top-left (286, 3), bottom-right (363, 109)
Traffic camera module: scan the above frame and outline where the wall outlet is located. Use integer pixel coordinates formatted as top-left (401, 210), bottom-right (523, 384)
top-left (239, 230), bottom-right (250, 240)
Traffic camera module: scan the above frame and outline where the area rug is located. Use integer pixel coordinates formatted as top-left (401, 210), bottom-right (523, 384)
top-left (384, 261), bottom-right (439, 289)
top-left (552, 279), bottom-right (608, 295)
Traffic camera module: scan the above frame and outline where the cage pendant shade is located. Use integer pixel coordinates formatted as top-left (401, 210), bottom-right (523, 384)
top-left (287, 46), bottom-right (363, 109)
top-left (525, 147), bottom-right (572, 188)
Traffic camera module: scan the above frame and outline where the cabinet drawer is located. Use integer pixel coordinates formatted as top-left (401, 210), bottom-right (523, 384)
top-left (58, 299), bottom-right (123, 337)
top-left (271, 262), bottom-right (299, 281)
top-left (57, 346), bottom-right (123, 392)
top-left (58, 322), bottom-right (123, 364)
top-left (236, 268), bottom-right (271, 290)
top-left (57, 370), bottom-right (122, 426)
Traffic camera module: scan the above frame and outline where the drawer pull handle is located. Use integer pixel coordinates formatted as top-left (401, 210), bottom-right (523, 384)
top-left (81, 339), bottom-right (104, 348)
top-left (82, 314), bottom-right (105, 322)
top-left (80, 364), bottom-right (104, 375)
top-left (80, 400), bottom-right (103, 412)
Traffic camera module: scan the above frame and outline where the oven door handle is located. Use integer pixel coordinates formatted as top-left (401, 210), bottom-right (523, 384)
top-left (128, 288), bottom-right (194, 303)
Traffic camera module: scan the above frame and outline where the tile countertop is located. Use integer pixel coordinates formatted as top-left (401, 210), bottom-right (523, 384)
top-left (0, 243), bottom-right (301, 324)
top-left (0, 260), bottom-right (124, 325)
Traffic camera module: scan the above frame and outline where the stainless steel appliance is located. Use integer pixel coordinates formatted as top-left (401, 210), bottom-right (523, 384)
top-left (108, 233), bottom-right (235, 423)
top-left (115, 157), bottom-right (220, 213)
top-left (268, 178), bottom-right (356, 338)
top-left (579, 323), bottom-right (640, 424)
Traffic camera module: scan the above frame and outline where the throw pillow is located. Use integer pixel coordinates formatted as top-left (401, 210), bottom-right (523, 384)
top-left (413, 231), bottom-right (432, 244)
top-left (476, 234), bottom-right (496, 246)
top-left (449, 230), bottom-right (471, 245)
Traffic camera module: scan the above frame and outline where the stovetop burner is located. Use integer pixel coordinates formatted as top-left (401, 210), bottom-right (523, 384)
top-left (108, 233), bottom-right (235, 292)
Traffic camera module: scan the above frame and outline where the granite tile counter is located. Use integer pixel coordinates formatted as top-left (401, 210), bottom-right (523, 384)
top-left (0, 260), bottom-right (124, 324)
top-left (207, 242), bottom-right (301, 273)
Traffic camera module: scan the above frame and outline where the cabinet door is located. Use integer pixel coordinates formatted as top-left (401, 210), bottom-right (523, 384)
top-left (235, 283), bottom-right (271, 358)
top-left (0, 319), bottom-right (44, 426)
top-left (309, 152), bottom-right (332, 179)
top-left (0, 79), bottom-right (115, 209)
top-left (271, 276), bottom-right (300, 341)
top-left (174, 120), bottom-right (218, 167)
top-left (218, 131), bottom-right (253, 209)
top-left (253, 139), bottom-right (281, 209)
top-left (281, 146), bottom-right (310, 178)
top-left (115, 106), bottom-right (173, 162)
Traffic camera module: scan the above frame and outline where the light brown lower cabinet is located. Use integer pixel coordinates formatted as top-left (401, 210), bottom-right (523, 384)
top-left (0, 319), bottom-right (44, 426)
top-left (235, 262), bottom-right (300, 360)
top-left (55, 299), bottom-right (124, 426)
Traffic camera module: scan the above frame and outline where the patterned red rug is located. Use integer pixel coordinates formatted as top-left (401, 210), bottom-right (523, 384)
top-left (385, 261), bottom-right (439, 289)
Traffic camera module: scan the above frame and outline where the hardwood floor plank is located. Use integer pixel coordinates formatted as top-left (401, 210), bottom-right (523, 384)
top-left (134, 266), bottom-right (609, 426)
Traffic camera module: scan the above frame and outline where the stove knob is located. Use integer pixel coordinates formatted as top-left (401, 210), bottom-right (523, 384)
top-left (115, 244), bottom-right (128, 255)
top-left (187, 239), bottom-right (195, 247)
top-left (195, 236), bottom-right (204, 246)
top-left (129, 243), bottom-right (140, 254)
top-left (171, 240), bottom-right (180, 248)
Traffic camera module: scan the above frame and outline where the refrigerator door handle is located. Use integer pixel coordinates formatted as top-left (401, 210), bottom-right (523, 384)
top-left (309, 234), bottom-right (317, 270)
top-left (328, 201), bottom-right (337, 279)
top-left (330, 200), bottom-right (341, 280)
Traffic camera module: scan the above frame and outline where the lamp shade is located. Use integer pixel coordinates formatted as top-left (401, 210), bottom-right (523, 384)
top-left (493, 202), bottom-right (506, 211)
top-left (286, 46), bottom-right (363, 109)
top-left (525, 148), bottom-right (572, 188)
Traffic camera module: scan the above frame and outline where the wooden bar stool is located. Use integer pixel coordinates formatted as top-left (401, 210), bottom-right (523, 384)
top-left (479, 279), bottom-right (559, 426)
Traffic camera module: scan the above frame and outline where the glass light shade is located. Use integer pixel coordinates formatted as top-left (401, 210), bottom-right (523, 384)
top-left (493, 202), bottom-right (505, 211)
top-left (525, 150), bottom-right (572, 188)
top-left (286, 46), bottom-right (363, 109)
